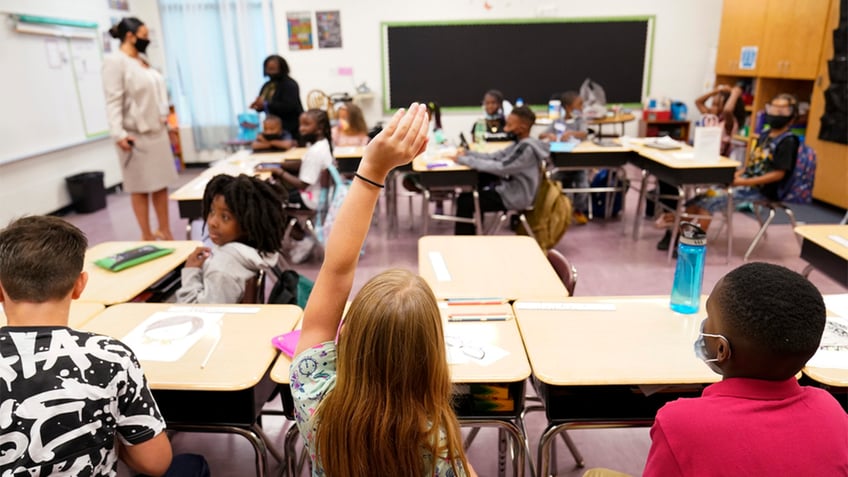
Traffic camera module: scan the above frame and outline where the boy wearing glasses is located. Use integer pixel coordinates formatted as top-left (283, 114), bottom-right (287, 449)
top-left (643, 262), bottom-right (848, 476)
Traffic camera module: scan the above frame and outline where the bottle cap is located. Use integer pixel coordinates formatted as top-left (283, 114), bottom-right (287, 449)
top-left (678, 222), bottom-right (707, 246)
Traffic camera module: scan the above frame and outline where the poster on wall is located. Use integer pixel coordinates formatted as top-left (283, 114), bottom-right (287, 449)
top-left (287, 11), bottom-right (313, 50)
top-left (316, 11), bottom-right (342, 48)
top-left (107, 0), bottom-right (129, 11)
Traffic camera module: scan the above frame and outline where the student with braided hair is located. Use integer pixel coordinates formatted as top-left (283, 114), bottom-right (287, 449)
top-left (176, 174), bottom-right (285, 304)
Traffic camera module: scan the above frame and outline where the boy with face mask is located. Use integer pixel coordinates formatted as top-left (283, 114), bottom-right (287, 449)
top-left (642, 262), bottom-right (848, 476)
top-left (677, 94), bottom-right (801, 230)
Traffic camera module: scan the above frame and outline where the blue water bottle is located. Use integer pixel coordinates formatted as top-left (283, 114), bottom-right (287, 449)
top-left (670, 222), bottom-right (707, 314)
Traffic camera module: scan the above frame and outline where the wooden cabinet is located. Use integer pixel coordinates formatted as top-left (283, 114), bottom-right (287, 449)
top-left (759, 0), bottom-right (832, 79)
top-left (716, 0), bottom-right (830, 79)
top-left (715, 0), bottom-right (768, 75)
top-left (639, 120), bottom-right (691, 141)
top-left (807, 0), bottom-right (848, 208)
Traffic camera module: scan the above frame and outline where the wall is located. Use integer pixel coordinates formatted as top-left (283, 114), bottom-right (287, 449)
top-left (270, 0), bottom-right (724, 139)
top-left (0, 0), bottom-right (166, 226)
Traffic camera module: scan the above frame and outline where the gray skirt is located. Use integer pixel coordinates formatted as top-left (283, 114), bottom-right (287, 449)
top-left (116, 127), bottom-right (178, 193)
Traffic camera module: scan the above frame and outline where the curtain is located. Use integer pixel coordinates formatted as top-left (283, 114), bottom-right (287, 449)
top-left (158, 0), bottom-right (276, 150)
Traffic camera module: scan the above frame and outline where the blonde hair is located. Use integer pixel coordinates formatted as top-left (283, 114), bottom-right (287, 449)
top-left (340, 103), bottom-right (368, 135)
top-left (314, 269), bottom-right (469, 476)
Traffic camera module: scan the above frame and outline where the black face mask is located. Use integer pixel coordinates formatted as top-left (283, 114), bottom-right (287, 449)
top-left (135, 38), bottom-right (150, 54)
top-left (300, 132), bottom-right (319, 145)
top-left (263, 133), bottom-right (283, 141)
top-left (765, 114), bottom-right (793, 130)
top-left (266, 73), bottom-right (283, 81)
top-left (504, 132), bottom-right (518, 141)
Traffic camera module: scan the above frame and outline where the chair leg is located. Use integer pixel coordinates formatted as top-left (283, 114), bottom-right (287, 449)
top-left (783, 206), bottom-right (802, 247)
top-left (744, 207), bottom-right (777, 261)
top-left (422, 190), bottom-right (431, 235)
top-left (517, 214), bottom-right (537, 242)
top-left (472, 190), bottom-right (483, 235)
top-left (486, 212), bottom-right (508, 235)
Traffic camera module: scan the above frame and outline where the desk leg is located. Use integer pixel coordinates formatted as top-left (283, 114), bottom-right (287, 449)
top-left (667, 186), bottom-right (686, 263)
top-left (185, 222), bottom-right (193, 241)
top-left (473, 190), bottom-right (484, 235)
top-left (802, 263), bottom-right (815, 278)
top-left (385, 169), bottom-right (399, 237)
top-left (169, 424), bottom-right (268, 477)
top-left (460, 419), bottom-right (526, 477)
top-left (725, 184), bottom-right (733, 264)
top-left (284, 423), bottom-right (300, 477)
top-left (632, 169), bottom-right (649, 241)
top-left (422, 189), bottom-right (431, 235)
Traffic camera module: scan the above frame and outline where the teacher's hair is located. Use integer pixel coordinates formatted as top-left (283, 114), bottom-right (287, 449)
top-left (263, 55), bottom-right (290, 77)
top-left (109, 17), bottom-right (144, 42)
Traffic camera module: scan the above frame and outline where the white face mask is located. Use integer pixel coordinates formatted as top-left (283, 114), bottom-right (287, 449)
top-left (694, 319), bottom-right (730, 375)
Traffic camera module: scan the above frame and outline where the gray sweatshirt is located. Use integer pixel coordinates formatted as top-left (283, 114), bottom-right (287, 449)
top-left (176, 242), bottom-right (279, 304)
top-left (457, 137), bottom-right (550, 210)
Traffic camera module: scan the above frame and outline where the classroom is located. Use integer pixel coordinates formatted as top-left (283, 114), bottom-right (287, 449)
top-left (1, 0), bottom-right (847, 476)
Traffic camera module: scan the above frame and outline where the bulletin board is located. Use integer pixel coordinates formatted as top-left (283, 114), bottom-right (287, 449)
top-left (382, 17), bottom-right (654, 110)
top-left (0, 15), bottom-right (109, 164)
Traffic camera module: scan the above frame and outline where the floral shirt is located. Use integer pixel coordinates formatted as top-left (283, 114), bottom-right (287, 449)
top-left (290, 341), bottom-right (467, 476)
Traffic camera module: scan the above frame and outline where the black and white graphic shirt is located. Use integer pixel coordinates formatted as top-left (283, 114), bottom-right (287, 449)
top-left (0, 326), bottom-right (165, 476)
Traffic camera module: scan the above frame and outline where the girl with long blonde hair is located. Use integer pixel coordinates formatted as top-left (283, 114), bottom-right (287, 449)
top-left (290, 103), bottom-right (474, 477)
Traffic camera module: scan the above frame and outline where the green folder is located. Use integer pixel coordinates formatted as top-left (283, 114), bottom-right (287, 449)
top-left (94, 245), bottom-right (175, 272)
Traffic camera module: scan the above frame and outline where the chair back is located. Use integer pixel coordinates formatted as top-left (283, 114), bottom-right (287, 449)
top-left (306, 89), bottom-right (330, 112)
top-left (546, 249), bottom-right (577, 296)
top-left (240, 270), bottom-right (265, 304)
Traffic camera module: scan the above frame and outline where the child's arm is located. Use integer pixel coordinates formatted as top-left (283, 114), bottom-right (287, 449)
top-left (268, 138), bottom-right (295, 150)
top-left (694, 86), bottom-right (725, 115)
top-left (275, 168), bottom-right (309, 191)
top-left (295, 104), bottom-right (429, 355)
top-left (252, 135), bottom-right (270, 150)
top-left (722, 85), bottom-right (743, 116)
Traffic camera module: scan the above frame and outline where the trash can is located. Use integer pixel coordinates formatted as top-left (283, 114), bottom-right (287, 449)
top-left (65, 171), bottom-right (107, 214)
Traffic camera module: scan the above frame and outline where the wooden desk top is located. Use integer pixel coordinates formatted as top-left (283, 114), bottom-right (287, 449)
top-left (0, 302), bottom-right (105, 328)
top-left (513, 296), bottom-right (721, 386)
top-left (795, 225), bottom-right (848, 261)
top-left (629, 142), bottom-right (739, 170)
top-left (589, 113), bottom-right (636, 125)
top-left (411, 141), bottom-right (515, 172)
top-left (170, 150), bottom-right (266, 201)
top-left (570, 140), bottom-right (632, 153)
top-left (418, 235), bottom-right (568, 301)
top-left (82, 303), bottom-right (301, 391)
top-left (79, 241), bottom-right (201, 305)
top-left (280, 146), bottom-right (365, 160)
top-left (270, 304), bottom-right (530, 385)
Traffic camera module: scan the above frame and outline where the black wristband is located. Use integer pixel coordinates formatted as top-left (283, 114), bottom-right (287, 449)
top-left (354, 172), bottom-right (385, 189)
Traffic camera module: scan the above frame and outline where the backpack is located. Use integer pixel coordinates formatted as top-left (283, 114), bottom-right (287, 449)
top-left (590, 169), bottom-right (624, 217)
top-left (516, 166), bottom-right (572, 250)
top-left (769, 131), bottom-right (817, 204)
top-left (267, 266), bottom-right (314, 308)
top-left (314, 164), bottom-right (349, 245)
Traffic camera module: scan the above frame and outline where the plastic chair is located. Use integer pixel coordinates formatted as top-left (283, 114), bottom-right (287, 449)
top-left (546, 249), bottom-right (578, 296)
top-left (486, 209), bottom-right (537, 242)
top-left (306, 89), bottom-right (331, 113)
top-left (283, 169), bottom-right (333, 262)
top-left (240, 271), bottom-right (265, 304)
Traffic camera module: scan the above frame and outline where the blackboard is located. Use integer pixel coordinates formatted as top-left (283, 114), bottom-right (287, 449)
top-left (382, 17), bottom-right (653, 110)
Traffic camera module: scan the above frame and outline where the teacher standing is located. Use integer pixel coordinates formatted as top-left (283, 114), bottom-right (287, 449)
top-left (249, 55), bottom-right (304, 141)
top-left (102, 17), bottom-right (177, 241)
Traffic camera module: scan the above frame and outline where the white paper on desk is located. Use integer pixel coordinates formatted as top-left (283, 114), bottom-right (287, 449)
top-left (671, 152), bottom-right (695, 160)
top-left (333, 146), bottom-right (357, 155)
top-left (122, 311), bottom-right (223, 362)
top-left (806, 315), bottom-right (848, 369)
top-left (693, 126), bottom-right (722, 162)
top-left (444, 333), bottom-right (509, 367)
top-left (828, 234), bottom-right (848, 248)
top-left (824, 294), bottom-right (848, 319)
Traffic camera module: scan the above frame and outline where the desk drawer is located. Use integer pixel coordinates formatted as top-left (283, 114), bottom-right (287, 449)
top-left (453, 381), bottom-right (525, 420)
top-left (538, 382), bottom-right (706, 422)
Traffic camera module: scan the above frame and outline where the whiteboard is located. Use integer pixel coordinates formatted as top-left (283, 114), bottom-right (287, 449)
top-left (0, 19), bottom-right (109, 165)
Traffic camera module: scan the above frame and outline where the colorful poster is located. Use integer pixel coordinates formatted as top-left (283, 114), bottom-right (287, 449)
top-left (287, 11), bottom-right (313, 51)
top-left (316, 10), bottom-right (342, 48)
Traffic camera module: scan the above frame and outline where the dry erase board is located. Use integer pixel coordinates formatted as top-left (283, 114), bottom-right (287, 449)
top-left (382, 17), bottom-right (654, 110)
top-left (0, 15), bottom-right (109, 165)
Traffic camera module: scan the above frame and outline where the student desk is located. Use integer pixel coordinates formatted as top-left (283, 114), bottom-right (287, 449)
top-left (549, 141), bottom-right (632, 220)
top-left (281, 145), bottom-right (365, 175)
top-left (419, 235), bottom-right (568, 301)
top-left (628, 143), bottom-right (739, 262)
top-left (170, 150), bottom-right (277, 234)
top-left (412, 153), bottom-right (483, 234)
top-left (269, 303), bottom-right (531, 477)
top-left (795, 225), bottom-right (848, 286)
top-left (512, 296), bottom-right (720, 475)
top-left (79, 241), bottom-right (201, 305)
top-left (82, 303), bottom-right (301, 477)
top-left (588, 112), bottom-right (637, 138)
top-left (0, 302), bottom-right (105, 328)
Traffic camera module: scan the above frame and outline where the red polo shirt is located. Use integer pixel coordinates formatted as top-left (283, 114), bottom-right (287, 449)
top-left (643, 377), bottom-right (848, 476)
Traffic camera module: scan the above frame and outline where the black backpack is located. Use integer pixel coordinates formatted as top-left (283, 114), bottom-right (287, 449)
top-left (267, 266), bottom-right (313, 307)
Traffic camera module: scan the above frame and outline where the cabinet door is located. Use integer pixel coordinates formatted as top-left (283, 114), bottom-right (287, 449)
top-left (715, 0), bottom-right (768, 75)
top-left (760, 0), bottom-right (831, 79)
top-left (807, 0), bottom-right (847, 208)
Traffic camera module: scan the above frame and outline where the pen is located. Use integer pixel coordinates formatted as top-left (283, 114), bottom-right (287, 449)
top-left (448, 313), bottom-right (510, 322)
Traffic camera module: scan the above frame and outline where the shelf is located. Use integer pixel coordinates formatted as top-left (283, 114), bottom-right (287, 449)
top-left (733, 134), bottom-right (752, 142)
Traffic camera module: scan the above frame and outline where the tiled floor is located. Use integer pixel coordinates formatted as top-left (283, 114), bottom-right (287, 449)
top-left (61, 165), bottom-right (845, 477)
